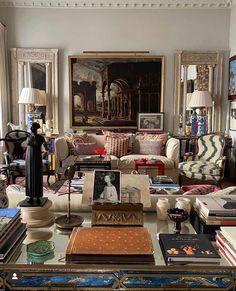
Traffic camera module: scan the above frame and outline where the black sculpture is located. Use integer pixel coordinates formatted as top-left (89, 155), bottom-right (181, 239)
top-left (20, 122), bottom-right (48, 206)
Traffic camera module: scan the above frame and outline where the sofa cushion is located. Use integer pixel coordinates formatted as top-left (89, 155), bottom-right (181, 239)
top-left (135, 132), bottom-right (168, 143)
top-left (71, 142), bottom-right (97, 155)
top-left (103, 131), bottom-right (129, 157)
top-left (134, 139), bottom-right (163, 155)
top-left (119, 155), bottom-right (175, 171)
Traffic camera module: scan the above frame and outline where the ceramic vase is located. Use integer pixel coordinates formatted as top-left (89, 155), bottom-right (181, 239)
top-left (0, 174), bottom-right (8, 208)
top-left (175, 197), bottom-right (191, 214)
top-left (156, 198), bottom-right (170, 221)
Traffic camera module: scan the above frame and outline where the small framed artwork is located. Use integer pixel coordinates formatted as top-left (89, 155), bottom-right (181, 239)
top-left (92, 170), bottom-right (121, 203)
top-left (230, 101), bottom-right (236, 131)
top-left (137, 112), bottom-right (164, 132)
top-left (229, 55), bottom-right (236, 100)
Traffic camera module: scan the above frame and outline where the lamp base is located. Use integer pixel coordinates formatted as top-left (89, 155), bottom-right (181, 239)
top-left (55, 214), bottom-right (84, 230)
top-left (197, 114), bottom-right (207, 136)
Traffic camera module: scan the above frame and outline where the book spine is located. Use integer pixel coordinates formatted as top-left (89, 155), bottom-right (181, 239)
top-left (216, 233), bottom-right (236, 261)
top-left (216, 240), bottom-right (236, 266)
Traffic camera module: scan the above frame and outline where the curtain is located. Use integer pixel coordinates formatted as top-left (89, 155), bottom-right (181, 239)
top-left (0, 22), bottom-right (10, 139)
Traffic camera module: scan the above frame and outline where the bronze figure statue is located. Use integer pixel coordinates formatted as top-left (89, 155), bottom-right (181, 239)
top-left (23, 122), bottom-right (48, 206)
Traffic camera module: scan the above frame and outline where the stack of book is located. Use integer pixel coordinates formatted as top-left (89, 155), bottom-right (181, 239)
top-left (149, 175), bottom-right (180, 194)
top-left (194, 196), bottom-right (236, 226)
top-left (66, 226), bottom-right (155, 264)
top-left (0, 208), bottom-right (27, 263)
top-left (70, 176), bottom-right (84, 193)
top-left (159, 233), bottom-right (221, 265)
top-left (215, 227), bottom-right (236, 266)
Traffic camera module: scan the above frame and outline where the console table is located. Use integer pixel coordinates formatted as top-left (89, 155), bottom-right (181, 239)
top-left (1, 212), bottom-right (236, 290)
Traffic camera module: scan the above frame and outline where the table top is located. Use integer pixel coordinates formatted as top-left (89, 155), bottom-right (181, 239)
top-left (10, 212), bottom-right (229, 267)
top-left (75, 155), bottom-right (111, 164)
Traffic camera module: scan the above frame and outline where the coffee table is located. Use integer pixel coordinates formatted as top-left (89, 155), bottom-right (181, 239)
top-left (74, 155), bottom-right (111, 171)
top-left (1, 211), bottom-right (234, 290)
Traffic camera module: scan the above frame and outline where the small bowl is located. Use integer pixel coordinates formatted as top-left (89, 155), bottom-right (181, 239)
top-left (167, 208), bottom-right (189, 233)
top-left (95, 149), bottom-right (107, 157)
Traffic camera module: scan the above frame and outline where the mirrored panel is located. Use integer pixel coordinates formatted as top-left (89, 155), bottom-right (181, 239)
top-left (173, 50), bottom-right (223, 135)
top-left (10, 48), bottom-right (59, 134)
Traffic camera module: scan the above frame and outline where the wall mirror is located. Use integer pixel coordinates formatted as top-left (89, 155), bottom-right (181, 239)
top-left (10, 48), bottom-right (59, 134)
top-left (173, 50), bottom-right (223, 135)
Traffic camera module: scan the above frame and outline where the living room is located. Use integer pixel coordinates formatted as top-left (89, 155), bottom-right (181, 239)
top-left (1, 0), bottom-right (236, 289)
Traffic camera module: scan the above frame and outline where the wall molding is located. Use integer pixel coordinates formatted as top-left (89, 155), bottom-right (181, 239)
top-left (0, 0), bottom-right (235, 9)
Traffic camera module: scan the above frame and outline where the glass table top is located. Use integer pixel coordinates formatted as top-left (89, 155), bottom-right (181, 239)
top-left (10, 212), bottom-right (229, 267)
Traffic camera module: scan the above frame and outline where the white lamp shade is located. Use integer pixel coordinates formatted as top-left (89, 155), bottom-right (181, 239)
top-left (188, 90), bottom-right (213, 108)
top-left (18, 88), bottom-right (46, 105)
top-left (37, 90), bottom-right (47, 106)
top-left (186, 93), bottom-right (192, 110)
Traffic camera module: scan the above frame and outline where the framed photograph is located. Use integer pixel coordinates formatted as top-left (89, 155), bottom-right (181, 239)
top-left (229, 55), bottom-right (236, 100)
top-left (137, 112), bottom-right (164, 132)
top-left (230, 101), bottom-right (236, 131)
top-left (69, 55), bottom-right (164, 129)
top-left (92, 170), bottom-right (121, 203)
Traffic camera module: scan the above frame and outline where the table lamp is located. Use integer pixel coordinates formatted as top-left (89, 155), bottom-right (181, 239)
top-left (188, 90), bottom-right (213, 136)
top-left (18, 88), bottom-right (46, 131)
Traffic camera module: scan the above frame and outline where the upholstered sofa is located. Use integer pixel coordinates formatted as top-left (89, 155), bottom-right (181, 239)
top-left (54, 133), bottom-right (180, 180)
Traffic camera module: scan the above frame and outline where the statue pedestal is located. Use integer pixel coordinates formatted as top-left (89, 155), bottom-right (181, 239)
top-left (19, 199), bottom-right (54, 228)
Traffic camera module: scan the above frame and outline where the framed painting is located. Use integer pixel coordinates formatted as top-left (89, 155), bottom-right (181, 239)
top-left (230, 101), bottom-right (236, 131)
top-left (137, 112), bottom-right (164, 132)
top-left (69, 55), bottom-right (164, 129)
top-left (228, 55), bottom-right (236, 100)
top-left (92, 170), bottom-right (121, 203)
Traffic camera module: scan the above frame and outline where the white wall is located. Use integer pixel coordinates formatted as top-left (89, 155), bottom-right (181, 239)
top-left (0, 8), bottom-right (230, 133)
top-left (229, 5), bottom-right (236, 145)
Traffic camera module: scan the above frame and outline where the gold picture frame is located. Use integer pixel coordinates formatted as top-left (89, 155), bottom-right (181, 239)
top-left (68, 55), bottom-right (165, 130)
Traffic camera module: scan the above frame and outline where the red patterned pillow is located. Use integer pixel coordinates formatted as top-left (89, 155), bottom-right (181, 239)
top-left (103, 131), bottom-right (130, 157)
top-left (134, 139), bottom-right (163, 155)
top-left (71, 142), bottom-right (97, 156)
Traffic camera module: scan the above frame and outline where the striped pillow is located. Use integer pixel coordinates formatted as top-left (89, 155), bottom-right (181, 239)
top-left (103, 131), bottom-right (130, 157)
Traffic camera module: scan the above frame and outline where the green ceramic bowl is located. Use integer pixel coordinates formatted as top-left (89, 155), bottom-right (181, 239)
top-left (27, 240), bottom-right (55, 257)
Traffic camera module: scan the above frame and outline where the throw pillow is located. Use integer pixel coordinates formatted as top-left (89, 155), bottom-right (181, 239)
top-left (65, 133), bottom-right (91, 155)
top-left (103, 131), bottom-right (130, 157)
top-left (182, 185), bottom-right (216, 196)
top-left (72, 142), bottom-right (97, 156)
top-left (134, 139), bottom-right (163, 155)
top-left (135, 132), bottom-right (169, 144)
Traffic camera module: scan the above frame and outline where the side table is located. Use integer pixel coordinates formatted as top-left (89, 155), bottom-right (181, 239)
top-left (134, 159), bottom-right (165, 175)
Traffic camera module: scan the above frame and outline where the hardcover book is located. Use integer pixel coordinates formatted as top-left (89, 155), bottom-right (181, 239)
top-left (195, 196), bottom-right (236, 216)
top-left (0, 208), bottom-right (21, 235)
top-left (159, 233), bottom-right (221, 265)
top-left (66, 227), bottom-right (154, 264)
top-left (220, 227), bottom-right (236, 247)
top-left (150, 176), bottom-right (174, 185)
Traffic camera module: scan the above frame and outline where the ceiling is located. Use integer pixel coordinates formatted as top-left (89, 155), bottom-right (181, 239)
top-left (0, 0), bottom-right (235, 9)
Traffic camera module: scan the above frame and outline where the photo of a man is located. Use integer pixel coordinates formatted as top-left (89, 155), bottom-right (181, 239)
top-left (92, 170), bottom-right (121, 203)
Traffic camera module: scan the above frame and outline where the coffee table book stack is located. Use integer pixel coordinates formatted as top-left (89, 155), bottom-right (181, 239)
top-left (159, 233), bottom-right (221, 265)
top-left (66, 226), bottom-right (155, 265)
top-left (0, 208), bottom-right (27, 263)
top-left (190, 196), bottom-right (236, 239)
top-left (215, 227), bottom-right (236, 266)
top-left (149, 175), bottom-right (180, 194)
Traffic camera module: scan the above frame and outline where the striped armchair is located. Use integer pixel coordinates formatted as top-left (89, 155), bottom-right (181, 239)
top-left (178, 134), bottom-right (226, 187)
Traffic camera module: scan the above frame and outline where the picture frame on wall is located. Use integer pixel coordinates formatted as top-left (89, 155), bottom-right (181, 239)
top-left (68, 55), bottom-right (164, 129)
top-left (230, 101), bottom-right (236, 131)
top-left (137, 112), bottom-right (164, 132)
top-left (228, 55), bottom-right (236, 100)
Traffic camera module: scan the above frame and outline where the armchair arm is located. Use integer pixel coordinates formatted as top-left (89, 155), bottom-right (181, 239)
top-left (3, 151), bottom-right (10, 165)
top-left (214, 156), bottom-right (226, 168)
top-left (165, 137), bottom-right (180, 168)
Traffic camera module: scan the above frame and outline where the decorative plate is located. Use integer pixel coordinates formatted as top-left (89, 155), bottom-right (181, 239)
top-left (27, 240), bottom-right (55, 257)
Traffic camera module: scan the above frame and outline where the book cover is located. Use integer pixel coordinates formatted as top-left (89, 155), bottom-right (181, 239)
top-left (66, 227), bottom-right (154, 264)
top-left (195, 196), bottom-right (236, 216)
top-left (216, 231), bottom-right (236, 261)
top-left (150, 176), bottom-right (174, 185)
top-left (0, 208), bottom-right (21, 236)
top-left (159, 234), bottom-right (221, 264)
top-left (216, 240), bottom-right (236, 266)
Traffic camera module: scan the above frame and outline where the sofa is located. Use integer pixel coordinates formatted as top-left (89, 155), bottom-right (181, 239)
top-left (54, 132), bottom-right (180, 180)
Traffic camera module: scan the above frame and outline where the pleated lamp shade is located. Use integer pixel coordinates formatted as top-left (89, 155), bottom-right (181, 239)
top-left (188, 90), bottom-right (213, 108)
top-left (18, 88), bottom-right (46, 105)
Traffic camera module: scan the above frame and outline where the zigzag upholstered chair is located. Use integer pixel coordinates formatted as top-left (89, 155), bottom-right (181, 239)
top-left (178, 134), bottom-right (226, 187)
